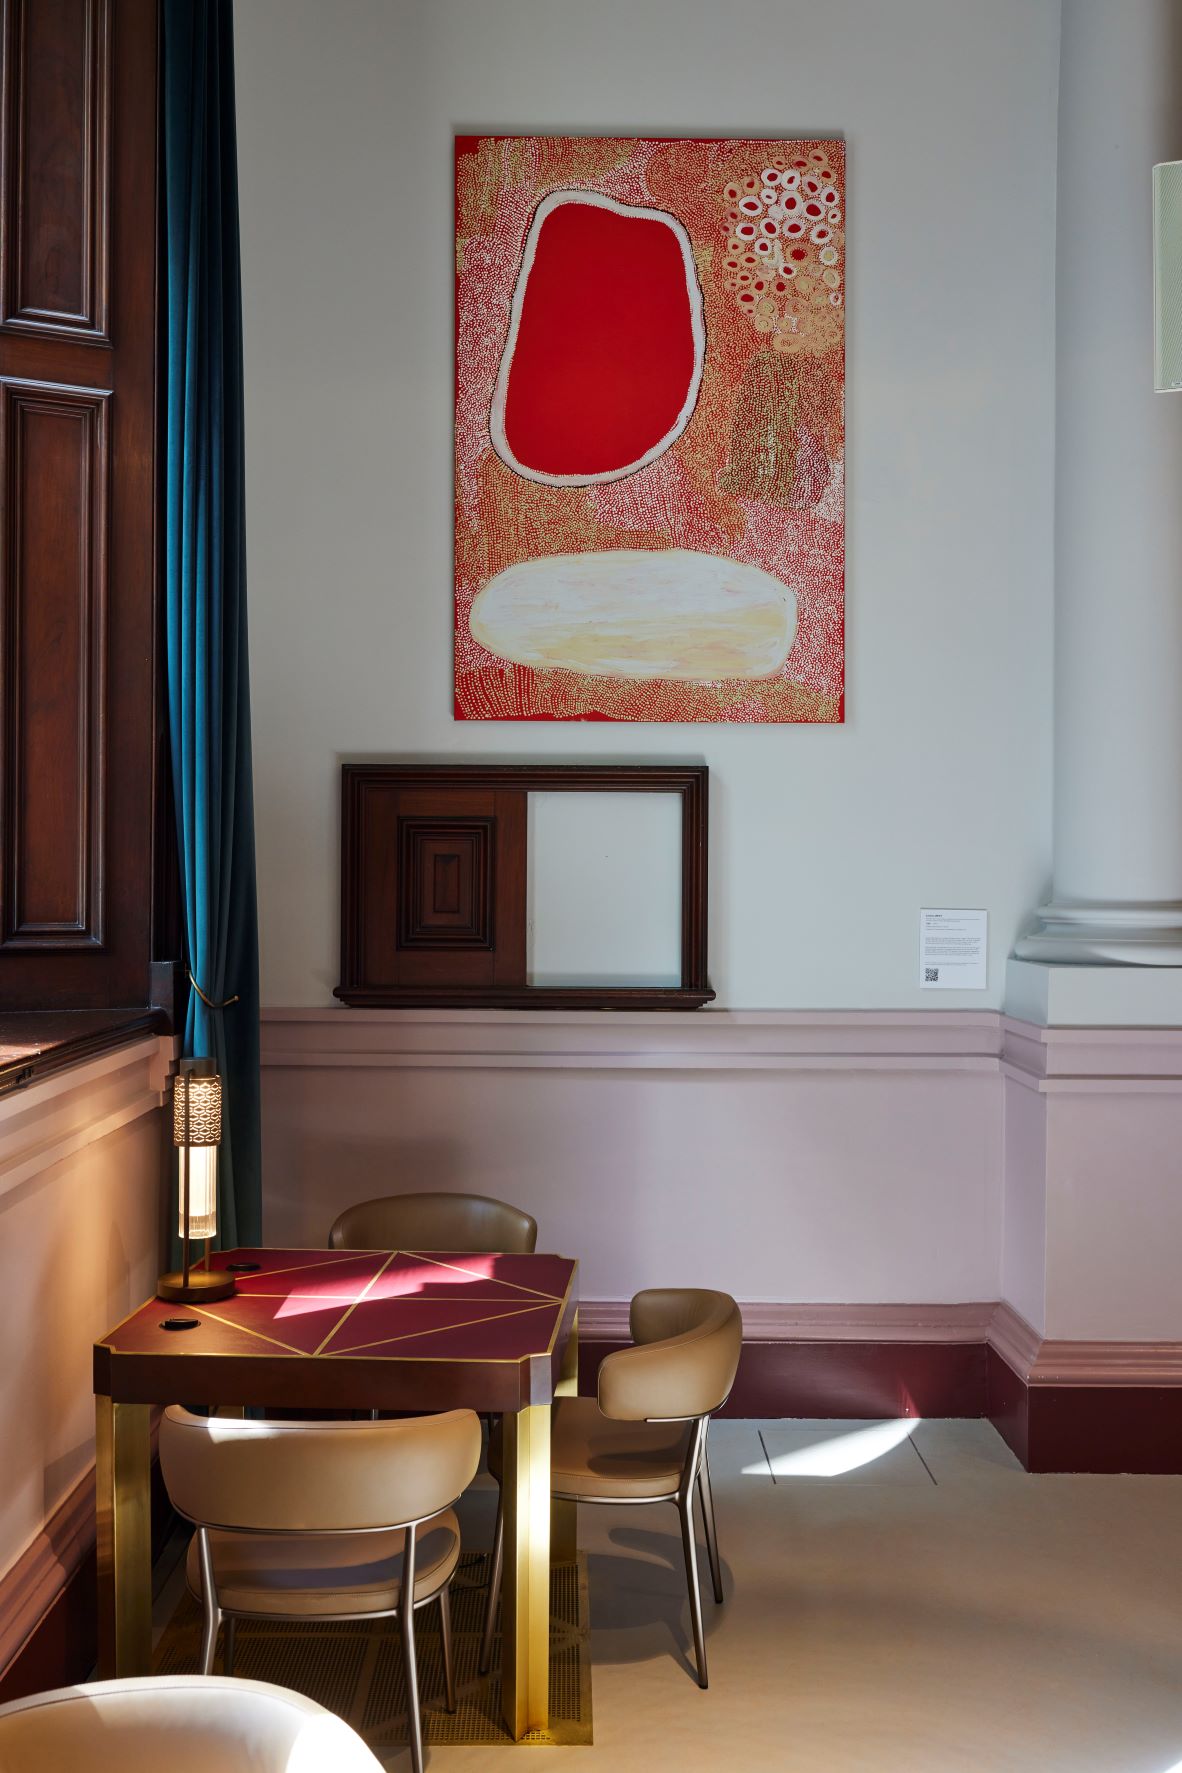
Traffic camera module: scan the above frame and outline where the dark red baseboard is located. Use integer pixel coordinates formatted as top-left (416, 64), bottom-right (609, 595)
top-left (0, 1549), bottom-right (97, 1706)
top-left (987, 1347), bottom-right (1182, 1474)
top-left (581, 1339), bottom-right (986, 1420)
top-left (0, 1457), bottom-right (176, 1705)
top-left (984, 1345), bottom-right (1029, 1468)
top-left (584, 1340), bottom-right (1182, 1474)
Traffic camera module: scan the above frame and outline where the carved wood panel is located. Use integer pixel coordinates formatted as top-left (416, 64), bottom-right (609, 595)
top-left (398, 817), bottom-right (495, 949)
top-left (0, 0), bottom-right (156, 1007)
top-left (0, 0), bottom-right (111, 342)
top-left (346, 779), bottom-right (526, 995)
top-left (337, 765), bottom-right (713, 1009)
top-left (0, 377), bottom-right (108, 948)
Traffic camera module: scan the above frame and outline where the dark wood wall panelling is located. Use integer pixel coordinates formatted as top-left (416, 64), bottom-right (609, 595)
top-left (0, 0), bottom-right (161, 1008)
top-left (337, 764), bottom-right (713, 1010)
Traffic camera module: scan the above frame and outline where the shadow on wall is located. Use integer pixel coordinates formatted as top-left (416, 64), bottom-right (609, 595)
top-left (259, 1070), bottom-right (655, 1283)
top-left (106, 1217), bottom-right (130, 1326)
top-left (263, 1137), bottom-right (475, 1246)
top-left (41, 1441), bottom-right (94, 1519)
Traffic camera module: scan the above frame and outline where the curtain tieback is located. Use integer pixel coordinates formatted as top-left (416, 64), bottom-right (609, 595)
top-left (188, 970), bottom-right (240, 1011)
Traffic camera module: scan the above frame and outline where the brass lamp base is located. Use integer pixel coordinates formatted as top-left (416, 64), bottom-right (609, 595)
top-left (157, 1269), bottom-right (236, 1304)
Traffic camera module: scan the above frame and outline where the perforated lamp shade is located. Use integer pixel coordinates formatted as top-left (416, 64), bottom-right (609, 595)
top-left (157, 1058), bottom-right (234, 1304)
top-left (172, 1063), bottom-right (221, 1240)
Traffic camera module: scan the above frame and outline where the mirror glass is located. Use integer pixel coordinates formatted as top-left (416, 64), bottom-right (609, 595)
top-left (527, 791), bottom-right (683, 987)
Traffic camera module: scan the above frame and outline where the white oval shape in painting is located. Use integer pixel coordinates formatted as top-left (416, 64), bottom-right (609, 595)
top-left (490, 191), bottom-right (706, 488)
top-left (469, 550), bottom-right (797, 681)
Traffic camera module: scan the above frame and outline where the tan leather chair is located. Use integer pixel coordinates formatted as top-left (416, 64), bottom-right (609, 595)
top-left (0, 1677), bottom-right (383, 1772)
top-left (160, 1407), bottom-right (481, 1773)
top-left (480, 1288), bottom-right (742, 1688)
top-left (329, 1189), bottom-right (537, 1253)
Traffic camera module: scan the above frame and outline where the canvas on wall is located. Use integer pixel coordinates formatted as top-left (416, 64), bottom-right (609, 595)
top-left (454, 136), bottom-right (845, 723)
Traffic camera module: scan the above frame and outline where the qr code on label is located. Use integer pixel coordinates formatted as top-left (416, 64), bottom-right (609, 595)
top-left (924, 967), bottom-right (939, 983)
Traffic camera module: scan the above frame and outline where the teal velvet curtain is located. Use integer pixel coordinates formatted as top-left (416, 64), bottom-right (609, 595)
top-left (163, 0), bottom-right (261, 1249)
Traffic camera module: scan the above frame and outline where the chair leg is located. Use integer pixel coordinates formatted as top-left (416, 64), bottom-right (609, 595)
top-left (198, 1611), bottom-right (219, 1677)
top-left (678, 1495), bottom-right (709, 1689)
top-left (197, 1527), bottom-right (220, 1677)
top-left (402, 1526), bottom-right (424, 1773)
top-left (478, 1487), bottom-right (504, 1676)
top-left (223, 1614), bottom-right (237, 1676)
top-left (697, 1442), bottom-right (724, 1605)
top-left (439, 1583), bottom-right (457, 1713)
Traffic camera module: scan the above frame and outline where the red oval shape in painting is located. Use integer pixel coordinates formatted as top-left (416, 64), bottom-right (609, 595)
top-left (491, 193), bottom-right (704, 485)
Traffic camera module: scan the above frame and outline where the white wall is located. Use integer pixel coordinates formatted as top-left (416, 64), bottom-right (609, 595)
top-left (234, 0), bottom-right (1059, 1012)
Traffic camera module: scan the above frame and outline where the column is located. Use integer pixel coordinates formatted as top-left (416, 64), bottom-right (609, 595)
top-left (1016, 0), bottom-right (1182, 966)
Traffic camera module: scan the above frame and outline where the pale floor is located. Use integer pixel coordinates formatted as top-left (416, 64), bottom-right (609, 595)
top-left (443, 1419), bottom-right (1182, 1773)
top-left (152, 1419), bottom-right (1182, 1773)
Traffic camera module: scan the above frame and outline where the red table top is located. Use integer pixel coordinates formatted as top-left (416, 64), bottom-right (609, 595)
top-left (95, 1248), bottom-right (578, 1413)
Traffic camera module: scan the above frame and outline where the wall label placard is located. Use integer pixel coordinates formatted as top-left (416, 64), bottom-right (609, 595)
top-left (919, 908), bottom-right (987, 990)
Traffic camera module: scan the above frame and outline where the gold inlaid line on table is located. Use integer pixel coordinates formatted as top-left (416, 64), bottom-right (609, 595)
top-left (312, 1251), bottom-right (399, 1355)
top-left (544, 1291), bottom-right (578, 1358)
top-left (100, 1342), bottom-right (310, 1360)
top-left (196, 1251), bottom-right (383, 1284)
top-left (101, 1290), bottom-right (187, 1343)
top-left (326, 1300), bottom-right (556, 1358)
top-left (188, 1307), bottom-right (316, 1357)
top-left (408, 1251), bottom-right (564, 1302)
top-left (231, 1291), bottom-right (557, 1304)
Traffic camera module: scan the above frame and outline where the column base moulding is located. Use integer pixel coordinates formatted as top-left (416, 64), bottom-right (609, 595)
top-left (0, 1416), bottom-right (174, 1703)
top-left (579, 1301), bottom-right (1182, 1473)
top-left (1015, 899), bottom-right (1182, 966)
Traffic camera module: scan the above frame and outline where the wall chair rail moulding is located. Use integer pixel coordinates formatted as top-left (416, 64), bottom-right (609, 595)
top-left (334, 764), bottom-right (712, 1010)
top-left (454, 135), bottom-right (845, 724)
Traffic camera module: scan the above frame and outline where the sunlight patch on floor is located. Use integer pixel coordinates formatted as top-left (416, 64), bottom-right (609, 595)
top-left (743, 1417), bottom-right (919, 1478)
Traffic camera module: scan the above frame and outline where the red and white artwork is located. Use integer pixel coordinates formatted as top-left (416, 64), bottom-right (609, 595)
top-left (455, 136), bottom-right (845, 723)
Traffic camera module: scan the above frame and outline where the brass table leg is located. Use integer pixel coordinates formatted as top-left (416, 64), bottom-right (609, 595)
top-left (501, 1401), bottom-right (551, 1739)
top-left (551, 1308), bottom-right (578, 1564)
top-left (95, 1398), bottom-right (152, 1677)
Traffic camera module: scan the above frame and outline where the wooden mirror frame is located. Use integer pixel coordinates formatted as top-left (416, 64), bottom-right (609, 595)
top-left (335, 763), bottom-right (712, 1010)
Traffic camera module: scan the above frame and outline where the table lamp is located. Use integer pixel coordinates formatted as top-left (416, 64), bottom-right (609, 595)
top-left (157, 1058), bottom-right (236, 1303)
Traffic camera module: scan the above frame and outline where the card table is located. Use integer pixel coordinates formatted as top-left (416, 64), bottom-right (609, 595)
top-left (93, 1246), bottom-right (579, 1740)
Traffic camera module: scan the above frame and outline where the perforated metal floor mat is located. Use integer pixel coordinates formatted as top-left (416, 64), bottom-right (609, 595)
top-left (153, 1552), bottom-right (592, 1753)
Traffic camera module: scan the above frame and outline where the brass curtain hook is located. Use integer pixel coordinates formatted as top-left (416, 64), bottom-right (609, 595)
top-left (187, 970), bottom-right (240, 1011)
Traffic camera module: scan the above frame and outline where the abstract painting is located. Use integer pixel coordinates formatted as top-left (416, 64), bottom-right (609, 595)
top-left (455, 136), bottom-right (845, 722)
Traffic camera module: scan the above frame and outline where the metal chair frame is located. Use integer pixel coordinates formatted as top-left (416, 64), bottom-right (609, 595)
top-left (176, 1498), bottom-right (465, 1773)
top-left (478, 1408), bottom-right (727, 1688)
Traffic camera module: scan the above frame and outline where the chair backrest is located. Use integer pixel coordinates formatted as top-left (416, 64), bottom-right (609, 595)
top-left (329, 1190), bottom-right (538, 1254)
top-left (597, 1289), bottom-right (742, 1423)
top-left (160, 1407), bottom-right (481, 1534)
top-left (0, 1677), bottom-right (383, 1773)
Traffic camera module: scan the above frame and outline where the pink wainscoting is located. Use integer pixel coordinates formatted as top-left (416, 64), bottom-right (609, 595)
top-left (0, 1038), bottom-right (171, 1689)
top-left (259, 1009), bottom-right (1005, 1306)
top-left (1000, 1018), bottom-right (1182, 1342)
top-left (261, 1007), bottom-right (1182, 1349)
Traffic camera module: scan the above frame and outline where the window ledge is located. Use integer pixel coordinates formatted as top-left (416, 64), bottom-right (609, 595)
top-left (0, 1010), bottom-right (169, 1098)
top-left (0, 1025), bottom-right (175, 1202)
